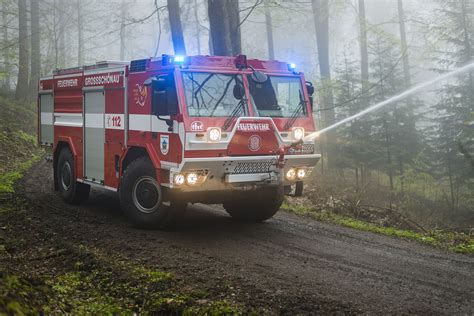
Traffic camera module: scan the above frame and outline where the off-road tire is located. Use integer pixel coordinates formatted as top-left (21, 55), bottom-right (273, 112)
top-left (119, 157), bottom-right (185, 229)
top-left (57, 147), bottom-right (90, 204)
top-left (294, 181), bottom-right (304, 197)
top-left (223, 185), bottom-right (284, 222)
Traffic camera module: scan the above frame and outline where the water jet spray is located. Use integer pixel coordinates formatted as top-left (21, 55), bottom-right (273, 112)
top-left (304, 62), bottom-right (474, 142)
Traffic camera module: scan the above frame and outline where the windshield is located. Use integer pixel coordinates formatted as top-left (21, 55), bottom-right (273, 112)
top-left (182, 72), bottom-right (246, 117)
top-left (248, 75), bottom-right (306, 118)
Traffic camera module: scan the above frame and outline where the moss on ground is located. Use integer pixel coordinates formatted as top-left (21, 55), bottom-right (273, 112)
top-left (282, 200), bottom-right (474, 254)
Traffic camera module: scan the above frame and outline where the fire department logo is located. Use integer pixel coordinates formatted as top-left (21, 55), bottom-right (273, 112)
top-left (248, 135), bottom-right (261, 152)
top-left (160, 135), bottom-right (169, 155)
top-left (134, 83), bottom-right (147, 107)
top-left (191, 121), bottom-right (204, 131)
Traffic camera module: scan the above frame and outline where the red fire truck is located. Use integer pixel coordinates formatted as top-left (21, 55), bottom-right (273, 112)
top-left (38, 55), bottom-right (320, 227)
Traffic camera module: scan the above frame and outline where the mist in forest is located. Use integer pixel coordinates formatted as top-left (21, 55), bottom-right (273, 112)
top-left (1, 0), bottom-right (473, 229)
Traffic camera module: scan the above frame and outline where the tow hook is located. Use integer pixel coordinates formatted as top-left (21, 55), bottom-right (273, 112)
top-left (277, 139), bottom-right (304, 169)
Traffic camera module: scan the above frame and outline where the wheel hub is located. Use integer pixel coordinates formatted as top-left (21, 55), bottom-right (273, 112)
top-left (132, 176), bottom-right (161, 213)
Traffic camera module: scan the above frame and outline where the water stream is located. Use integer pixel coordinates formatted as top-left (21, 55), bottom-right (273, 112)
top-left (304, 62), bottom-right (474, 141)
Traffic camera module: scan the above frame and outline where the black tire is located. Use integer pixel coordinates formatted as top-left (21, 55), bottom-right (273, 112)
top-left (294, 181), bottom-right (304, 197)
top-left (119, 157), bottom-right (186, 229)
top-left (57, 147), bottom-right (90, 204)
top-left (223, 185), bottom-right (284, 222)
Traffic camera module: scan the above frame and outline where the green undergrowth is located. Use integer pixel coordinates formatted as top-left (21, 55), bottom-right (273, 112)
top-left (1, 243), bottom-right (243, 314)
top-left (282, 200), bottom-right (474, 254)
top-left (0, 95), bottom-right (43, 194)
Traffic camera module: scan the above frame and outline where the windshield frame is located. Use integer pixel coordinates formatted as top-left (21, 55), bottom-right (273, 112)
top-left (247, 74), bottom-right (309, 119)
top-left (179, 69), bottom-right (252, 118)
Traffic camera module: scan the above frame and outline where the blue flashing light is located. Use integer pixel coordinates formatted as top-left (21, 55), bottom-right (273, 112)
top-left (174, 55), bottom-right (186, 63)
top-left (288, 63), bottom-right (296, 71)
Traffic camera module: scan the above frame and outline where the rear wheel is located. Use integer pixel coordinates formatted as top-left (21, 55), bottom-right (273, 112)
top-left (223, 186), bottom-right (284, 222)
top-left (119, 157), bottom-right (185, 229)
top-left (56, 147), bottom-right (90, 204)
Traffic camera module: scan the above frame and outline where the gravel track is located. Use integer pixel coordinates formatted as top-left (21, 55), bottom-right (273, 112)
top-left (19, 161), bottom-right (474, 314)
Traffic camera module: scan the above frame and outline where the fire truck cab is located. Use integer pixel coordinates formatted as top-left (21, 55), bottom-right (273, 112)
top-left (38, 55), bottom-right (320, 227)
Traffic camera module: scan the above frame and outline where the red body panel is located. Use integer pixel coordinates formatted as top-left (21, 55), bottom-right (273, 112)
top-left (39, 55), bottom-right (318, 191)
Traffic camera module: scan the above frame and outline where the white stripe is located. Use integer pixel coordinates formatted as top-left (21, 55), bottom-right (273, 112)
top-left (129, 114), bottom-right (151, 131)
top-left (41, 112), bottom-right (53, 125)
top-left (85, 113), bottom-right (104, 128)
top-left (54, 113), bottom-right (83, 127)
top-left (105, 114), bottom-right (125, 130)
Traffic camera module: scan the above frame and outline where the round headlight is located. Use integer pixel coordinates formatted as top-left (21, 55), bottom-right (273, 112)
top-left (292, 127), bottom-right (305, 141)
top-left (297, 168), bottom-right (306, 179)
top-left (174, 174), bottom-right (185, 186)
top-left (286, 168), bottom-right (296, 180)
top-left (186, 173), bottom-right (199, 185)
top-left (208, 128), bottom-right (221, 142)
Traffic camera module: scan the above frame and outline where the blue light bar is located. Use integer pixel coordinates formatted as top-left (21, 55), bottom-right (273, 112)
top-left (174, 55), bottom-right (186, 63)
top-left (288, 63), bottom-right (296, 71)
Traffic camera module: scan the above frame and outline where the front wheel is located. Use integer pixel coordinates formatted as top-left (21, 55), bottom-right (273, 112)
top-left (223, 186), bottom-right (284, 222)
top-left (119, 157), bottom-right (185, 228)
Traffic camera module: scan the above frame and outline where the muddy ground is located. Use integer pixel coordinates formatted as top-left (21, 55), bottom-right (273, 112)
top-left (2, 160), bottom-right (474, 314)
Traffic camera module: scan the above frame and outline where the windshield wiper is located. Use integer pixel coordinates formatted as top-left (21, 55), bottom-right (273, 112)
top-left (283, 100), bottom-right (305, 130)
top-left (222, 98), bottom-right (246, 131)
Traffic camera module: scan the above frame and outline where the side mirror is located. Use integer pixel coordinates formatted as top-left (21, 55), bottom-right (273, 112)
top-left (306, 81), bottom-right (315, 111)
top-left (151, 74), bottom-right (178, 117)
top-left (250, 70), bottom-right (268, 84)
top-left (233, 83), bottom-right (245, 100)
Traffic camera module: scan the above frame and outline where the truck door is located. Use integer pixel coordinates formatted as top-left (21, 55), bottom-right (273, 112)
top-left (39, 92), bottom-right (54, 145)
top-left (83, 89), bottom-right (105, 183)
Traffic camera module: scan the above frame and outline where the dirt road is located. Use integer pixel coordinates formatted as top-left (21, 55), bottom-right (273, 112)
top-left (17, 161), bottom-right (474, 314)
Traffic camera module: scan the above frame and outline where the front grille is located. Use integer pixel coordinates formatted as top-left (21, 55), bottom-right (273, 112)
top-left (302, 143), bottom-right (315, 153)
top-left (232, 160), bottom-right (276, 174)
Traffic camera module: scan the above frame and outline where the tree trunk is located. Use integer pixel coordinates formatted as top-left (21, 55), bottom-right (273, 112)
top-left (208, 0), bottom-right (232, 56)
top-left (358, 0), bottom-right (369, 94)
top-left (264, 0), bottom-right (275, 59)
top-left (167, 0), bottom-right (186, 55)
top-left (207, 0), bottom-right (241, 56)
top-left (193, 0), bottom-right (201, 54)
top-left (312, 0), bottom-right (336, 167)
top-left (397, 0), bottom-right (411, 87)
top-left (77, 0), bottom-right (83, 65)
top-left (2, 1), bottom-right (10, 90)
top-left (58, 1), bottom-right (66, 68)
top-left (16, 0), bottom-right (29, 100)
top-left (29, 0), bottom-right (40, 100)
top-left (227, 0), bottom-right (241, 55)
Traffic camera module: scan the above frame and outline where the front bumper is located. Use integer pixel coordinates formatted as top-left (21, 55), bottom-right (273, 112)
top-left (168, 154), bottom-right (321, 192)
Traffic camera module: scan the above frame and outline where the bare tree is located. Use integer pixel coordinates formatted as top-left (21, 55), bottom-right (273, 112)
top-left (16, 0), bottom-right (29, 100)
top-left (397, 0), bottom-right (411, 87)
top-left (264, 0), bottom-right (275, 59)
top-left (29, 0), bottom-right (40, 99)
top-left (207, 0), bottom-right (244, 56)
top-left (208, 0), bottom-right (232, 55)
top-left (167, 0), bottom-right (186, 55)
top-left (193, 0), bottom-right (201, 54)
top-left (77, 0), bottom-right (83, 65)
top-left (119, 0), bottom-right (127, 60)
top-left (2, 1), bottom-right (11, 90)
top-left (358, 0), bottom-right (369, 94)
top-left (312, 0), bottom-right (336, 166)
top-left (227, 0), bottom-right (241, 55)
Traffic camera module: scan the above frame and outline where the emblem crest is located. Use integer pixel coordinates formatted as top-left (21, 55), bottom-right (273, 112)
top-left (160, 135), bottom-right (169, 155)
top-left (248, 135), bottom-right (261, 151)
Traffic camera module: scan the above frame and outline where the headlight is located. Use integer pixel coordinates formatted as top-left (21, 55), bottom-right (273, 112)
top-left (297, 168), bottom-right (306, 179)
top-left (174, 174), bottom-right (185, 186)
top-left (286, 168), bottom-right (296, 180)
top-left (291, 127), bottom-right (305, 141)
top-left (186, 172), bottom-right (199, 185)
top-left (208, 127), bottom-right (221, 142)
